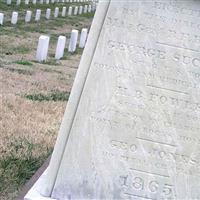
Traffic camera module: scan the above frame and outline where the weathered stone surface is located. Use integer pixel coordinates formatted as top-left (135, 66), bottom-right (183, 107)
top-left (52, 0), bottom-right (200, 199)
top-left (26, 0), bottom-right (200, 199)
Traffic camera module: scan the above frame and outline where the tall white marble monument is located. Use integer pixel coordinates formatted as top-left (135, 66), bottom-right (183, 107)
top-left (25, 0), bottom-right (200, 199)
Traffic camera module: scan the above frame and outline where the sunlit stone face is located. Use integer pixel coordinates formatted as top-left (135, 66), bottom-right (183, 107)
top-left (50, 0), bottom-right (200, 199)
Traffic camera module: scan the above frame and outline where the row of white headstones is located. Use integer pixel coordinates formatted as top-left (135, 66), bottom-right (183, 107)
top-left (0, 4), bottom-right (95, 25)
top-left (36, 28), bottom-right (88, 61)
top-left (6, 0), bottom-right (93, 5)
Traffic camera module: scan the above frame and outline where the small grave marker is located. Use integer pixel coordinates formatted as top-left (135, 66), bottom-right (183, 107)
top-left (84, 5), bottom-right (88, 13)
top-left (68, 29), bottom-right (78, 53)
top-left (0, 13), bottom-right (4, 25)
top-left (74, 6), bottom-right (78, 15)
top-left (68, 6), bottom-right (72, 16)
top-left (79, 5), bottom-right (83, 15)
top-left (79, 28), bottom-right (88, 48)
top-left (62, 7), bottom-right (66, 17)
top-left (36, 35), bottom-right (50, 62)
top-left (55, 36), bottom-right (66, 60)
top-left (35, 9), bottom-right (41, 21)
top-left (54, 7), bottom-right (59, 18)
top-left (25, 10), bottom-right (32, 23)
top-left (46, 8), bottom-right (51, 19)
top-left (11, 12), bottom-right (18, 25)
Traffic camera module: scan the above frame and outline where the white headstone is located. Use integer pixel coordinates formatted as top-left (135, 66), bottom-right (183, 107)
top-left (68, 29), bottom-right (78, 53)
top-left (32, 0), bottom-right (37, 4)
top-left (36, 35), bottom-right (50, 62)
top-left (74, 6), bottom-right (78, 15)
top-left (68, 6), bottom-right (72, 16)
top-left (88, 4), bottom-right (92, 12)
top-left (46, 0), bottom-right (49, 4)
top-left (25, 10), bottom-right (32, 22)
top-left (46, 8), bottom-right (51, 19)
top-left (54, 7), bottom-right (59, 18)
top-left (25, 0), bottom-right (29, 5)
top-left (35, 9), bottom-right (41, 21)
top-left (61, 7), bottom-right (66, 17)
top-left (55, 36), bottom-right (66, 60)
top-left (83, 4), bottom-right (88, 13)
top-left (0, 13), bottom-right (4, 25)
top-left (11, 11), bottom-right (18, 25)
top-left (79, 28), bottom-right (88, 48)
top-left (25, 0), bottom-right (200, 199)
top-left (16, 0), bottom-right (21, 5)
top-left (40, 0), bottom-right (43, 4)
top-left (91, 1), bottom-right (96, 11)
top-left (51, 0), bottom-right (55, 3)
top-left (7, 0), bottom-right (11, 5)
top-left (78, 5), bottom-right (83, 15)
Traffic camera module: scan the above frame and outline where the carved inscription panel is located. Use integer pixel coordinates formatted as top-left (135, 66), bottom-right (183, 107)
top-left (52, 1), bottom-right (200, 199)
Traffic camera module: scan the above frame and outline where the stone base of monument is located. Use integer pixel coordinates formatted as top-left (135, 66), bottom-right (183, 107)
top-left (24, 169), bottom-right (55, 200)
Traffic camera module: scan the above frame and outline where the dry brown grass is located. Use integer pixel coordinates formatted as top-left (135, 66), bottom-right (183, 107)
top-left (0, 8), bottom-right (93, 199)
top-left (1, 94), bottom-right (64, 155)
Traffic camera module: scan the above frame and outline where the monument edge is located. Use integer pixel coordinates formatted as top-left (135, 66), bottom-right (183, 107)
top-left (24, 1), bottom-right (111, 199)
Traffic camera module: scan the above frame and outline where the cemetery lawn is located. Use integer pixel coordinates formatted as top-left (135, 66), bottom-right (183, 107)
top-left (0, 3), bottom-right (93, 199)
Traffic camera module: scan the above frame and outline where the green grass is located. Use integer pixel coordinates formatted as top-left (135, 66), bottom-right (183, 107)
top-left (14, 60), bottom-right (33, 66)
top-left (61, 52), bottom-right (71, 60)
top-left (0, 137), bottom-right (52, 197)
top-left (75, 47), bottom-right (83, 54)
top-left (59, 47), bottom-right (83, 60)
top-left (24, 90), bottom-right (70, 102)
top-left (80, 12), bottom-right (94, 18)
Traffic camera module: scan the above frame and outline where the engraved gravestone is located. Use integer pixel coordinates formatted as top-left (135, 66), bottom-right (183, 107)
top-left (25, 0), bottom-right (200, 199)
